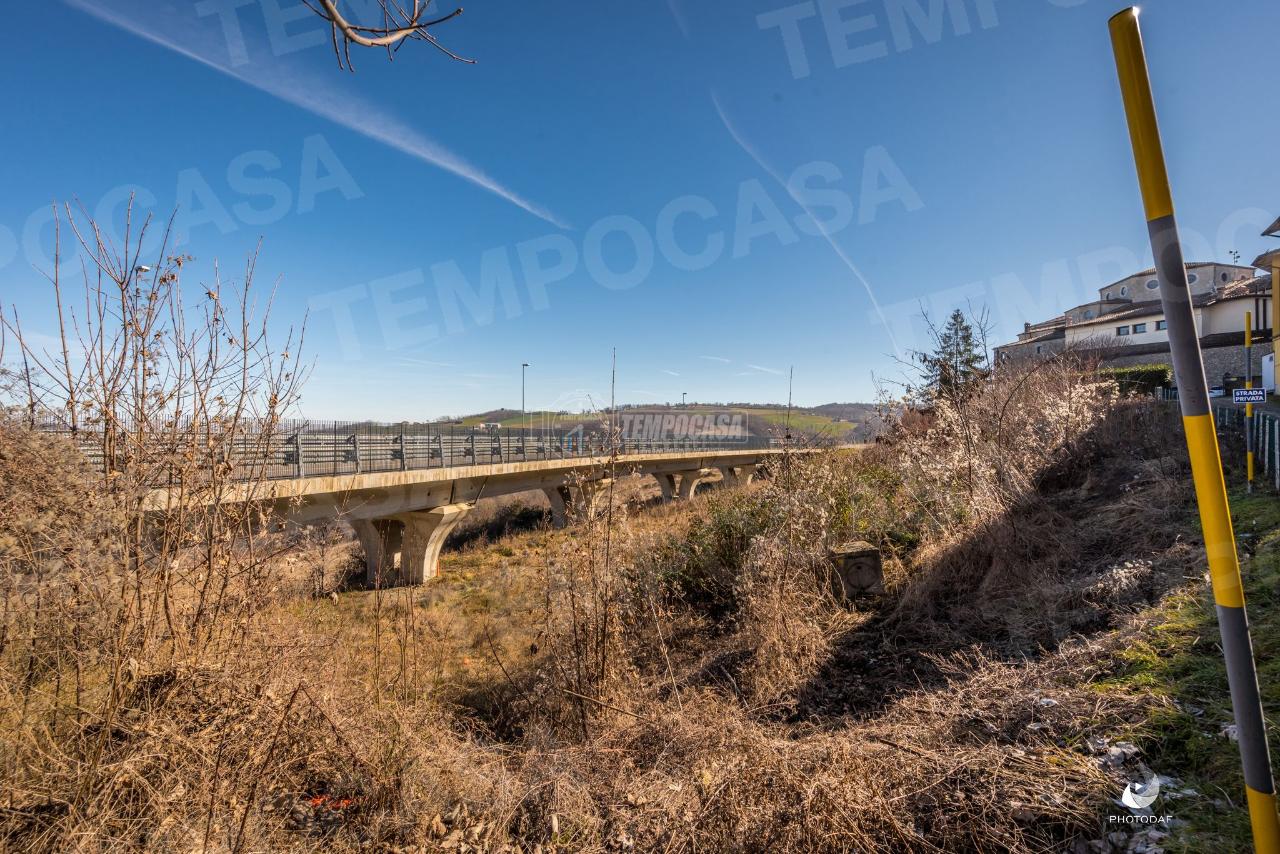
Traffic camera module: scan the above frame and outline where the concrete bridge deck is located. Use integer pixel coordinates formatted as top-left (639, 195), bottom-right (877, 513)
top-left (151, 443), bottom-right (823, 586)
top-left (277, 446), bottom-right (790, 585)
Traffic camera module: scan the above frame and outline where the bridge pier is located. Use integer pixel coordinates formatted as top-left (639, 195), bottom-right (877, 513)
top-left (543, 485), bottom-right (571, 527)
top-left (676, 468), bottom-right (715, 500)
top-left (719, 464), bottom-right (757, 488)
top-left (653, 472), bottom-right (677, 501)
top-left (543, 481), bottom-right (613, 526)
top-left (578, 478), bottom-right (614, 517)
top-left (353, 518), bottom-right (403, 587)
top-left (395, 503), bottom-right (472, 584)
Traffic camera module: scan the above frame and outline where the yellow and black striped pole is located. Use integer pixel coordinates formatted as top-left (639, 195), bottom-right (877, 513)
top-left (1110, 8), bottom-right (1280, 850)
top-left (1247, 311), bottom-right (1255, 493)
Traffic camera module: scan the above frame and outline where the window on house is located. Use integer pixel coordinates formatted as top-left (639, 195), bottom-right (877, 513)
top-left (1083, 309), bottom-right (1094, 319)
top-left (1146, 279), bottom-right (1159, 290)
top-left (1133, 323), bottom-right (1147, 333)
top-left (1156, 320), bottom-right (1167, 330)
top-left (1222, 272), bottom-right (1230, 282)
top-left (1117, 326), bottom-right (1130, 336)
top-left (1120, 286), bottom-right (1128, 296)
top-left (1035, 345), bottom-right (1042, 354)
top-left (1104, 292), bottom-right (1112, 300)
top-left (1188, 273), bottom-right (1198, 284)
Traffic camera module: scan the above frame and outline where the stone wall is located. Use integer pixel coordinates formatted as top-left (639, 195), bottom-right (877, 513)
top-left (1101, 341), bottom-right (1273, 388)
top-left (1202, 340), bottom-right (1273, 387)
top-left (995, 335), bottom-right (1065, 363)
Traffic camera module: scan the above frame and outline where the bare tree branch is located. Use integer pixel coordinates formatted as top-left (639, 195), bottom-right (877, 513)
top-left (300, 0), bottom-right (474, 70)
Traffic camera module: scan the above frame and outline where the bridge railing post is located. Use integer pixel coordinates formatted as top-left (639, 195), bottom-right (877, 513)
top-left (351, 431), bottom-right (362, 474)
top-left (399, 424), bottom-right (408, 471)
top-left (292, 431), bottom-right (303, 478)
top-left (330, 426), bottom-right (338, 477)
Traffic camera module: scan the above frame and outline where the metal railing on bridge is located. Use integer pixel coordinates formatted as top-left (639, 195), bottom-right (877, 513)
top-left (37, 419), bottom-right (772, 482)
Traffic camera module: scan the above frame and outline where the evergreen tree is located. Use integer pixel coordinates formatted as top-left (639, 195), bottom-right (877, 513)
top-left (916, 309), bottom-right (988, 399)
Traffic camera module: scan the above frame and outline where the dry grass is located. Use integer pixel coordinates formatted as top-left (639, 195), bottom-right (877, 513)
top-left (0, 356), bottom-right (1208, 852)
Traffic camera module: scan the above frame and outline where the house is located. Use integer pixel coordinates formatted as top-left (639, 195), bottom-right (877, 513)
top-left (1261, 215), bottom-right (1280, 390)
top-left (995, 224), bottom-right (1280, 393)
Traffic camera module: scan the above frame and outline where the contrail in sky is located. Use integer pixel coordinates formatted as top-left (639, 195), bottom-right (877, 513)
top-left (64, 0), bottom-right (571, 230)
top-left (710, 91), bottom-right (901, 358)
top-left (665, 0), bottom-right (691, 39)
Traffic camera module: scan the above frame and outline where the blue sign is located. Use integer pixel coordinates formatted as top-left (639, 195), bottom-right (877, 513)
top-left (1233, 388), bottom-right (1266, 404)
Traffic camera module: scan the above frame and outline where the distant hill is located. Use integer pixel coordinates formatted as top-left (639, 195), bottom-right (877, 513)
top-left (431, 403), bottom-right (881, 443)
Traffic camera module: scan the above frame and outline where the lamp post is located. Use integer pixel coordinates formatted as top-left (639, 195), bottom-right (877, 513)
top-left (682, 391), bottom-right (687, 407)
top-left (786, 366), bottom-right (794, 441)
top-left (521, 363), bottom-right (530, 433)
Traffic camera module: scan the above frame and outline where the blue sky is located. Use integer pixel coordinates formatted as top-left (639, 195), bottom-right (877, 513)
top-left (1, 0), bottom-right (1276, 419)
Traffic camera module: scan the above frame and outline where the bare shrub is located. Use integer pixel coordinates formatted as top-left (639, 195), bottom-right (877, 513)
top-left (888, 353), bottom-right (1191, 645)
top-left (0, 202), bottom-right (311, 851)
top-left (637, 487), bottom-right (778, 617)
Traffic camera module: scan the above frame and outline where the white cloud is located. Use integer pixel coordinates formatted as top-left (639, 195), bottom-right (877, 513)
top-left (396, 357), bottom-right (454, 369)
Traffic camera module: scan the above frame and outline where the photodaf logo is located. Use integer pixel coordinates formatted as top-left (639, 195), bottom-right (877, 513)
top-left (1109, 772), bottom-right (1173, 826)
top-left (619, 411), bottom-right (749, 442)
top-left (1121, 775), bottom-right (1160, 810)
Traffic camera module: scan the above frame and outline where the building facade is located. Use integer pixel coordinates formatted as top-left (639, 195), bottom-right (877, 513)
top-left (995, 255), bottom-right (1275, 392)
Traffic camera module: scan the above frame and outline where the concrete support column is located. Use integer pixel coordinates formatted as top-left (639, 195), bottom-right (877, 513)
top-left (676, 468), bottom-right (714, 500)
top-left (396, 503), bottom-right (472, 584)
top-left (543, 485), bottom-right (571, 528)
top-left (653, 472), bottom-right (677, 502)
top-left (575, 478), bottom-right (614, 518)
top-left (352, 518), bottom-right (403, 587)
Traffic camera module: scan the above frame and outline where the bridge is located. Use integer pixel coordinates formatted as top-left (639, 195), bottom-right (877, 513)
top-left (75, 419), bottom-right (810, 586)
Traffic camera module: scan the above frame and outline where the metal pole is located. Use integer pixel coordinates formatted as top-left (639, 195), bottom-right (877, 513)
top-left (786, 366), bottom-right (794, 441)
top-left (1262, 415), bottom-right (1268, 477)
top-left (1110, 9), bottom-right (1280, 850)
top-left (521, 362), bottom-right (529, 434)
top-left (1247, 311), bottom-right (1255, 493)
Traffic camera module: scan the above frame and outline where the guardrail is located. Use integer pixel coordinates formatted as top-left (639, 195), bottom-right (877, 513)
top-left (37, 419), bottom-right (773, 482)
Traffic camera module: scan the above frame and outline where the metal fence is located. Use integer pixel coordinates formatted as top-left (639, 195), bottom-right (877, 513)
top-left (1216, 406), bottom-right (1280, 492)
top-left (38, 419), bottom-right (771, 482)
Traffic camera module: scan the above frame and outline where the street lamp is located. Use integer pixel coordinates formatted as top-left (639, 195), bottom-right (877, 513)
top-left (786, 366), bottom-right (794, 441)
top-left (521, 362), bottom-right (530, 434)
top-left (682, 391), bottom-right (687, 407)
